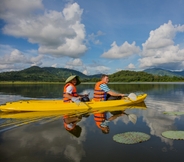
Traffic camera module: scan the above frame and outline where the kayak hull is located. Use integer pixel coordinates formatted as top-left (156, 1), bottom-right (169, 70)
top-left (0, 94), bottom-right (147, 112)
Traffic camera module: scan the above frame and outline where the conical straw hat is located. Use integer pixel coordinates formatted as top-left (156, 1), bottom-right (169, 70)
top-left (65, 75), bottom-right (81, 85)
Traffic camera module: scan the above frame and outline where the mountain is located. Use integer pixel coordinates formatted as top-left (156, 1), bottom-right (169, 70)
top-left (0, 66), bottom-right (183, 82)
top-left (144, 68), bottom-right (184, 77)
top-left (0, 66), bottom-right (101, 82)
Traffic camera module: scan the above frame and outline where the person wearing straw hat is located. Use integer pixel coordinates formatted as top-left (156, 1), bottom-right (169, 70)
top-left (63, 75), bottom-right (88, 103)
top-left (63, 115), bottom-right (82, 138)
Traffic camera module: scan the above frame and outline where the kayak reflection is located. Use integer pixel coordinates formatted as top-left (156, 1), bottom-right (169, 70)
top-left (0, 102), bottom-right (147, 133)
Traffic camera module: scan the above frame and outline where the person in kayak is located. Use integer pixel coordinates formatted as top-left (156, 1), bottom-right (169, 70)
top-left (63, 75), bottom-right (89, 103)
top-left (63, 115), bottom-right (82, 138)
top-left (93, 74), bottom-right (126, 101)
top-left (94, 111), bottom-right (126, 134)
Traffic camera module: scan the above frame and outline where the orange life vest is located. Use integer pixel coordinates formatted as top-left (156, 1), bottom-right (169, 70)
top-left (63, 115), bottom-right (76, 131)
top-left (63, 83), bottom-right (78, 102)
top-left (94, 113), bottom-right (106, 129)
top-left (93, 81), bottom-right (107, 101)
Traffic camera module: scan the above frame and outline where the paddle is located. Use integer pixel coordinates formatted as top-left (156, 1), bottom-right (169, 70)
top-left (124, 112), bottom-right (137, 124)
top-left (126, 93), bottom-right (137, 101)
top-left (0, 117), bottom-right (45, 133)
top-left (71, 97), bottom-right (81, 104)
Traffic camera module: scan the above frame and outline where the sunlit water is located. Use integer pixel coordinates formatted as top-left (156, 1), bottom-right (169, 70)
top-left (0, 83), bottom-right (184, 162)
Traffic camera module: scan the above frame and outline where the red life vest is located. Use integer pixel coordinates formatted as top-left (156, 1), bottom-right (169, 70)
top-left (93, 81), bottom-right (107, 101)
top-left (63, 83), bottom-right (78, 102)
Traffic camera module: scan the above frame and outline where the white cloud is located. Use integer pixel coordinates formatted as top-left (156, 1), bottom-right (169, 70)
top-left (116, 68), bottom-right (122, 72)
top-left (127, 63), bottom-right (135, 69)
top-left (93, 65), bottom-right (110, 74)
top-left (64, 58), bottom-right (84, 72)
top-left (1, 1), bottom-right (87, 58)
top-left (67, 58), bottom-right (83, 66)
top-left (140, 21), bottom-right (184, 70)
top-left (0, 45), bottom-right (43, 71)
top-left (88, 30), bottom-right (105, 45)
top-left (101, 41), bottom-right (140, 59)
top-left (30, 55), bottom-right (43, 66)
top-left (82, 69), bottom-right (88, 75)
top-left (0, 49), bottom-right (28, 65)
top-left (0, 0), bottom-right (43, 20)
top-left (64, 145), bottom-right (85, 162)
top-left (51, 63), bottom-right (58, 68)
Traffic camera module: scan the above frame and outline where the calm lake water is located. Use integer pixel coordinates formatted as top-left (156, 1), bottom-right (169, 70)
top-left (0, 83), bottom-right (184, 162)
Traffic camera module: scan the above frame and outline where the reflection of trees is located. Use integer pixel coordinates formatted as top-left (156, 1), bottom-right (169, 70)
top-left (0, 84), bottom-right (95, 98)
top-left (0, 84), bottom-right (64, 98)
top-left (0, 83), bottom-right (183, 99)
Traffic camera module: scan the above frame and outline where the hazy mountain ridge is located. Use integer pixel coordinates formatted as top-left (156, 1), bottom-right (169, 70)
top-left (144, 68), bottom-right (184, 77)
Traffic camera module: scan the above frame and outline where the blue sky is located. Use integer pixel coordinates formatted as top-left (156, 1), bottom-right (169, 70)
top-left (0, 0), bottom-right (184, 75)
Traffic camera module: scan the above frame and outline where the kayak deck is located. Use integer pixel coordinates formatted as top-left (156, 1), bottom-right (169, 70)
top-left (0, 94), bottom-right (147, 112)
top-left (0, 102), bottom-right (147, 119)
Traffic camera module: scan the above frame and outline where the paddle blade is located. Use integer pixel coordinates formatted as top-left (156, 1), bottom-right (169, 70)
top-left (71, 97), bottom-right (81, 105)
top-left (128, 114), bottom-right (137, 124)
top-left (128, 93), bottom-right (137, 101)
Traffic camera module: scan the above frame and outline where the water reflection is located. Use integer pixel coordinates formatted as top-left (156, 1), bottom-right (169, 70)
top-left (93, 110), bottom-right (138, 134)
top-left (0, 104), bottom-right (146, 162)
top-left (0, 83), bottom-right (184, 162)
top-left (0, 102), bottom-right (146, 133)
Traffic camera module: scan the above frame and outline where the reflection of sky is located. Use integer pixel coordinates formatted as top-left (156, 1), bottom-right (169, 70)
top-left (1, 83), bottom-right (184, 161)
top-left (141, 95), bottom-right (184, 146)
top-left (105, 92), bottom-right (184, 146)
top-left (0, 119), bottom-right (88, 162)
top-left (0, 94), bottom-right (31, 105)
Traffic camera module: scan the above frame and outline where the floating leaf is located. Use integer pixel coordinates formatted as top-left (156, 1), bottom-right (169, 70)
top-left (162, 131), bottom-right (184, 140)
top-left (163, 111), bottom-right (184, 116)
top-left (113, 132), bottom-right (150, 144)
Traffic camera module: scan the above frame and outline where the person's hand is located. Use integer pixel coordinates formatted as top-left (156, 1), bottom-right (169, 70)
top-left (120, 94), bottom-right (126, 97)
top-left (100, 120), bottom-right (109, 127)
top-left (71, 97), bottom-right (81, 104)
top-left (83, 93), bottom-right (89, 97)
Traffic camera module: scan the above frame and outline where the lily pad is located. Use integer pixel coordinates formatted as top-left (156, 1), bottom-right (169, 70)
top-left (162, 131), bottom-right (184, 140)
top-left (163, 111), bottom-right (184, 116)
top-left (113, 132), bottom-right (150, 144)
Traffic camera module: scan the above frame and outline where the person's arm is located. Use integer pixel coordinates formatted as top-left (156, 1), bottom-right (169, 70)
top-left (107, 90), bottom-right (125, 97)
top-left (107, 112), bottom-right (125, 121)
top-left (64, 116), bottom-right (82, 124)
top-left (100, 84), bottom-right (125, 97)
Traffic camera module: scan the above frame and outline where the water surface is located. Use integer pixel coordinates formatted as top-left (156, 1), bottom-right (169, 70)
top-left (0, 83), bottom-right (184, 162)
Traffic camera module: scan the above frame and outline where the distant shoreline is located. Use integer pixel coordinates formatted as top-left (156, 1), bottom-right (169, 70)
top-left (0, 81), bottom-right (183, 84)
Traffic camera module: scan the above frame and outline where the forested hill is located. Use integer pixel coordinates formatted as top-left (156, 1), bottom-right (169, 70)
top-left (108, 70), bottom-right (183, 82)
top-left (0, 66), bottom-right (101, 82)
top-left (0, 66), bottom-right (183, 82)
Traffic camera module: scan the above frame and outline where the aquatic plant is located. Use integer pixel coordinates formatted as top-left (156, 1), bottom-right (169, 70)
top-left (113, 132), bottom-right (150, 144)
top-left (162, 131), bottom-right (184, 140)
top-left (163, 111), bottom-right (184, 116)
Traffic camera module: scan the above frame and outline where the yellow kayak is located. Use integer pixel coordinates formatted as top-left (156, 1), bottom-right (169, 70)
top-left (0, 94), bottom-right (147, 112)
top-left (0, 102), bottom-right (146, 132)
top-left (0, 101), bottom-right (147, 119)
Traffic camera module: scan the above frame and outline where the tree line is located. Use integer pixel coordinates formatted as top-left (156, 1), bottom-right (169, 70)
top-left (0, 68), bottom-right (183, 82)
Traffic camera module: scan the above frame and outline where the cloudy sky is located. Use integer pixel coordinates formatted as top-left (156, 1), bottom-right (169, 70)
top-left (0, 0), bottom-right (184, 75)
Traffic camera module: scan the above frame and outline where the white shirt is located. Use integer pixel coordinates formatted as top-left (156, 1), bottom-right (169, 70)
top-left (66, 85), bottom-right (74, 94)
